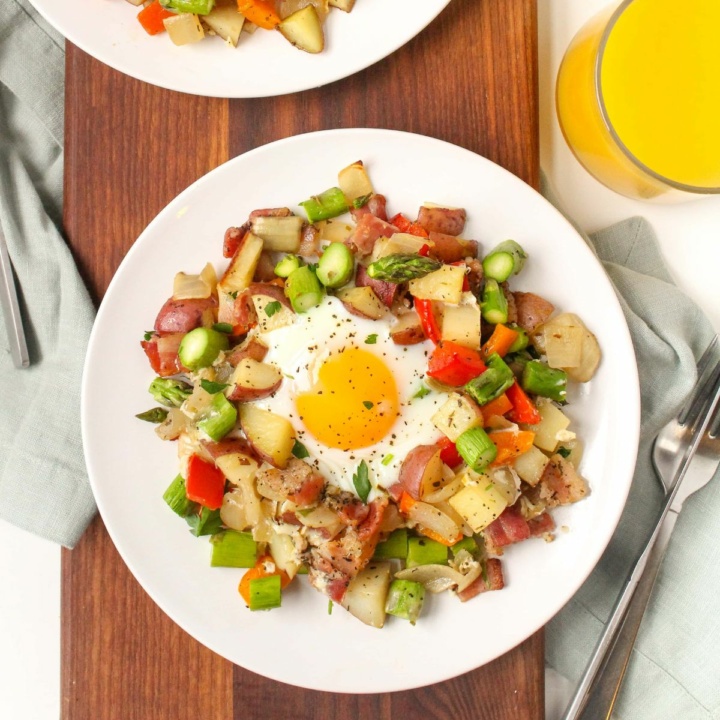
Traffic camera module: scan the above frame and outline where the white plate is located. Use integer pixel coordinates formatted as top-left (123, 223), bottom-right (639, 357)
top-left (82, 128), bottom-right (640, 693)
top-left (29, 0), bottom-right (449, 98)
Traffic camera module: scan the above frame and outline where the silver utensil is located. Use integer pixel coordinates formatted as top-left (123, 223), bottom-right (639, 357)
top-left (0, 219), bottom-right (29, 368)
top-left (563, 336), bottom-right (720, 720)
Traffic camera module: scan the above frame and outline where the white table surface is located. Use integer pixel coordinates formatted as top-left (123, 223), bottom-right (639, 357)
top-left (2, 1), bottom-right (718, 717)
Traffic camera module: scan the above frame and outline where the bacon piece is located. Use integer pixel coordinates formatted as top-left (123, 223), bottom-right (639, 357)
top-left (355, 264), bottom-right (399, 307)
top-left (427, 232), bottom-right (478, 263)
top-left (307, 552), bottom-right (350, 603)
top-left (253, 251), bottom-right (277, 282)
top-left (249, 207), bottom-right (292, 219)
top-left (350, 194), bottom-right (388, 222)
top-left (387, 483), bottom-right (404, 503)
top-left (225, 337), bottom-right (269, 367)
top-left (141, 333), bottom-right (185, 377)
top-left (514, 291), bottom-right (555, 333)
top-left (202, 437), bottom-right (253, 460)
top-left (154, 297), bottom-right (216, 336)
top-left (299, 223), bottom-right (320, 257)
top-left (537, 456), bottom-right (589, 507)
top-left (280, 511), bottom-right (303, 526)
top-left (325, 490), bottom-right (371, 528)
top-left (528, 511), bottom-right (556, 537)
top-left (218, 289), bottom-right (257, 336)
top-left (254, 458), bottom-right (325, 508)
top-left (416, 206), bottom-right (467, 236)
top-left (345, 214), bottom-right (400, 257)
top-left (483, 505), bottom-right (531, 553)
top-left (223, 225), bottom-right (249, 259)
top-left (247, 282), bottom-right (292, 309)
top-left (456, 559), bottom-right (505, 602)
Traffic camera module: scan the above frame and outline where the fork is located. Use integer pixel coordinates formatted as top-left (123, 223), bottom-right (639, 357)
top-left (563, 336), bottom-right (720, 720)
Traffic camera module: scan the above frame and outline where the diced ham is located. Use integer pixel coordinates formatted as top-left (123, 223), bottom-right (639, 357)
top-left (483, 505), bottom-right (531, 552)
top-left (537, 456), bottom-right (589, 507)
top-left (356, 497), bottom-right (387, 543)
top-left (307, 552), bottom-right (350, 603)
top-left (254, 458), bottom-right (325, 508)
top-left (280, 511), bottom-right (303, 526)
top-left (514, 291), bottom-right (555, 333)
top-left (427, 232), bottom-right (478, 263)
top-left (153, 297), bottom-right (216, 336)
top-left (416, 206), bottom-right (467, 236)
top-left (225, 337), bottom-right (269, 367)
top-left (325, 491), bottom-right (371, 527)
top-left (355, 264), bottom-right (399, 307)
top-left (223, 225), bottom-right (248, 259)
top-left (217, 289), bottom-right (257, 336)
top-left (249, 207), bottom-right (292, 219)
top-left (141, 333), bottom-right (185, 377)
top-left (299, 224), bottom-right (320, 257)
top-left (345, 214), bottom-right (400, 257)
top-left (456, 559), bottom-right (505, 602)
top-left (350, 194), bottom-right (388, 222)
top-left (528, 511), bottom-right (556, 537)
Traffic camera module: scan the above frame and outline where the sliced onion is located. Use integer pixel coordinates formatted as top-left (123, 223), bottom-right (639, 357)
top-left (173, 272), bottom-right (210, 300)
top-left (423, 475), bottom-right (463, 504)
top-left (297, 504), bottom-right (343, 531)
top-left (395, 560), bottom-right (481, 594)
top-left (220, 488), bottom-right (249, 531)
top-left (155, 408), bottom-right (189, 441)
top-left (488, 466), bottom-right (521, 505)
top-left (407, 500), bottom-right (461, 544)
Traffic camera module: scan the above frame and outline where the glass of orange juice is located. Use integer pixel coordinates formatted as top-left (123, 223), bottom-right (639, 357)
top-left (556, 0), bottom-right (720, 201)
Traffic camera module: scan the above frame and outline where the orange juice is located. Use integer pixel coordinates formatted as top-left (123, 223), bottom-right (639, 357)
top-left (557, 0), bottom-right (720, 200)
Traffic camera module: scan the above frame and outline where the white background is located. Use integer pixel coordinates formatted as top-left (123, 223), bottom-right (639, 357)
top-left (1, 0), bottom-right (718, 717)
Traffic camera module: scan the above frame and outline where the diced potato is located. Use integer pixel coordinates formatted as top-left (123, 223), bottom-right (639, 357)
top-left (251, 294), bottom-right (295, 333)
top-left (215, 451), bottom-right (260, 486)
top-left (218, 233), bottom-right (264, 294)
top-left (512, 445), bottom-right (549, 486)
top-left (239, 404), bottom-right (295, 468)
top-left (336, 286), bottom-right (387, 320)
top-left (227, 359), bottom-right (283, 402)
top-left (543, 313), bottom-right (601, 382)
top-left (341, 562), bottom-right (392, 628)
top-left (277, 5), bottom-right (324, 53)
top-left (278, 0), bottom-right (329, 21)
top-left (125, 0), bottom-right (144, 6)
top-left (448, 481), bottom-right (508, 533)
top-left (317, 219), bottom-right (354, 244)
top-left (408, 264), bottom-right (465, 304)
top-left (202, 4), bottom-right (245, 46)
top-left (219, 474), bottom-right (263, 532)
top-left (431, 393), bottom-right (483, 442)
top-left (371, 233), bottom-right (427, 260)
top-left (543, 321), bottom-right (583, 368)
top-left (338, 160), bottom-right (374, 202)
top-left (164, 13), bottom-right (205, 46)
top-left (441, 303), bottom-right (481, 349)
top-left (268, 530), bottom-right (300, 579)
top-left (251, 215), bottom-right (303, 252)
top-left (559, 438), bottom-right (584, 469)
top-left (529, 402), bottom-right (571, 453)
top-left (329, 0), bottom-right (355, 10)
top-left (243, 20), bottom-right (258, 33)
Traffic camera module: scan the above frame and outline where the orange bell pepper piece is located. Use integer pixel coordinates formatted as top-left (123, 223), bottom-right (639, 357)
top-left (137, 1), bottom-right (174, 35)
top-left (481, 323), bottom-right (520, 359)
top-left (489, 430), bottom-right (535, 467)
top-left (237, 0), bottom-right (281, 29)
top-left (481, 392), bottom-right (513, 422)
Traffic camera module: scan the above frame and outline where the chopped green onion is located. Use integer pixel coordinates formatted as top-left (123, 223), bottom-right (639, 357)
top-left (365, 334), bottom-right (378, 344)
top-left (413, 384), bottom-right (431, 400)
top-left (197, 392), bottom-right (237, 441)
top-left (464, 353), bottom-right (515, 405)
top-left (451, 535), bottom-right (481, 558)
top-left (407, 536), bottom-right (448, 567)
top-left (352, 460), bottom-right (371, 503)
top-left (210, 531), bottom-right (258, 568)
top-left (316, 242), bottom-right (354, 289)
top-left (163, 474), bottom-right (197, 518)
top-left (136, 407), bottom-right (169, 424)
top-left (199, 379), bottom-right (229, 394)
top-left (521, 360), bottom-right (568, 403)
top-left (373, 528), bottom-right (408, 560)
top-left (328, 600), bottom-right (334, 615)
top-left (149, 377), bottom-right (192, 407)
top-left (177, 327), bottom-right (229, 371)
top-left (299, 187), bottom-right (349, 223)
top-left (186, 507), bottom-right (222, 537)
top-left (292, 440), bottom-right (309, 459)
top-left (385, 579), bottom-right (425, 625)
top-left (212, 322), bottom-right (233, 334)
top-left (481, 279), bottom-right (509, 324)
top-left (249, 574), bottom-right (282, 611)
top-left (284, 266), bottom-right (324, 313)
top-left (274, 254), bottom-right (302, 278)
top-left (455, 426), bottom-right (497, 473)
top-left (381, 453), bottom-right (394, 466)
top-left (160, 0), bottom-right (214, 13)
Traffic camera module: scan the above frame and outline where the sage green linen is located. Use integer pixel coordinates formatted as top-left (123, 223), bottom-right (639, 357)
top-left (0, 0), bottom-right (96, 548)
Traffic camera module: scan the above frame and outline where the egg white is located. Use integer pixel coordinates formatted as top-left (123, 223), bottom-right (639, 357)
top-left (257, 295), bottom-right (446, 497)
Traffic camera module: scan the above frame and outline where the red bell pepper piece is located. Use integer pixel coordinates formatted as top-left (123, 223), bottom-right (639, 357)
top-left (389, 213), bottom-right (429, 238)
top-left (437, 436), bottom-right (463, 468)
top-left (427, 341), bottom-right (487, 386)
top-left (185, 454), bottom-right (226, 510)
top-left (506, 381), bottom-right (541, 424)
top-left (137, 1), bottom-right (174, 35)
top-left (415, 298), bottom-right (441, 344)
top-left (418, 244), bottom-right (430, 257)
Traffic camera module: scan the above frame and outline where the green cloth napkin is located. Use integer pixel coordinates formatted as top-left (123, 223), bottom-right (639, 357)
top-left (544, 193), bottom-right (720, 719)
top-left (0, 0), bottom-right (96, 548)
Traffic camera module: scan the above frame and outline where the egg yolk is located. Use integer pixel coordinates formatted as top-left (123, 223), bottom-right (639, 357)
top-left (296, 348), bottom-right (399, 450)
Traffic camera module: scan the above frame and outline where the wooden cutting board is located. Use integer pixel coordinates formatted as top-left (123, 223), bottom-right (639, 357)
top-left (62, 1), bottom-right (541, 717)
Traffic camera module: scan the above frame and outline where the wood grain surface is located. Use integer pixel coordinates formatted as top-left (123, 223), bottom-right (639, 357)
top-left (62, 1), bottom-right (541, 718)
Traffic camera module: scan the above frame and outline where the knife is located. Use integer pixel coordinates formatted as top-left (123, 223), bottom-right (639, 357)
top-left (0, 219), bottom-right (29, 368)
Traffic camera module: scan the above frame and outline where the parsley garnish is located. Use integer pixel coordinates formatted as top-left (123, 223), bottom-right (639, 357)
top-left (143, 330), bottom-right (154, 341)
top-left (363, 400), bottom-right (374, 410)
top-left (352, 460), bottom-right (371, 503)
top-left (265, 301), bottom-right (282, 317)
top-left (200, 379), bottom-right (229, 394)
top-left (228, 290), bottom-right (239, 299)
top-left (212, 322), bottom-right (233, 333)
top-left (381, 454), bottom-right (394, 466)
top-left (292, 440), bottom-right (310, 459)
top-left (352, 193), bottom-right (372, 209)
top-left (557, 446), bottom-right (572, 459)
top-left (365, 334), bottom-right (378, 345)
top-left (413, 384), bottom-right (431, 399)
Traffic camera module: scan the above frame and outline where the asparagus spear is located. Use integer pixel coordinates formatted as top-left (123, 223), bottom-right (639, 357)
top-left (299, 187), bottom-right (349, 223)
top-left (135, 407), bottom-right (169, 423)
top-left (481, 279), bottom-right (509, 324)
top-left (482, 240), bottom-right (527, 282)
top-left (464, 352), bottom-right (515, 405)
top-left (284, 266), bottom-right (324, 313)
top-left (366, 254), bottom-right (441, 283)
top-left (385, 579), bottom-right (425, 625)
top-left (160, 0), bottom-right (215, 13)
top-left (521, 360), bottom-right (568, 403)
top-left (149, 377), bottom-right (193, 407)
